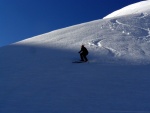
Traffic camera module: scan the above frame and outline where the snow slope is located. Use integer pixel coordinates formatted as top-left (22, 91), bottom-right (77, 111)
top-left (1, 1), bottom-right (150, 113)
top-left (104, 0), bottom-right (150, 19)
top-left (13, 12), bottom-right (150, 64)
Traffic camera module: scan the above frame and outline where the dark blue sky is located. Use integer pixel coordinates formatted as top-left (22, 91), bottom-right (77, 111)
top-left (0, 0), bottom-right (142, 46)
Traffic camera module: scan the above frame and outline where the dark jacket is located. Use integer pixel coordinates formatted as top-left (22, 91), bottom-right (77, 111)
top-left (79, 46), bottom-right (88, 55)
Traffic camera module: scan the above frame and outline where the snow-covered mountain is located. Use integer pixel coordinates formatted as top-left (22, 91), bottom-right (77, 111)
top-left (1, 1), bottom-right (150, 113)
top-left (104, 0), bottom-right (150, 19)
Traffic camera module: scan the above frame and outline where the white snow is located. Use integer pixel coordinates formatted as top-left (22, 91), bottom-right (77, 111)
top-left (104, 0), bottom-right (150, 19)
top-left (1, 1), bottom-right (150, 113)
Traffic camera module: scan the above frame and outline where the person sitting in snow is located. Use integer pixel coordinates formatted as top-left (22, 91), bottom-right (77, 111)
top-left (78, 45), bottom-right (88, 62)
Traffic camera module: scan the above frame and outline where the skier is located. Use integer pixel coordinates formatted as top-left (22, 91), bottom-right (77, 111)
top-left (78, 45), bottom-right (88, 62)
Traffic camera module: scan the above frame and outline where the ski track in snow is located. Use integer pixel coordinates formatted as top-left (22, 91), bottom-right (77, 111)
top-left (115, 19), bottom-right (150, 36)
top-left (88, 39), bottom-right (121, 57)
top-left (88, 13), bottom-right (150, 60)
top-left (109, 18), bottom-right (150, 38)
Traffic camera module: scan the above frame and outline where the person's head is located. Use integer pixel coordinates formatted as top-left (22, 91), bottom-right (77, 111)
top-left (81, 45), bottom-right (84, 47)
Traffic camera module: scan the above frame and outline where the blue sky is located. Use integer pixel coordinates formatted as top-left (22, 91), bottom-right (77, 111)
top-left (0, 0), bottom-right (142, 47)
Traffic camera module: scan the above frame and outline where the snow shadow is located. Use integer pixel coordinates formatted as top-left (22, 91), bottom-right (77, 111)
top-left (1, 44), bottom-right (150, 113)
top-left (0, 44), bottom-right (77, 75)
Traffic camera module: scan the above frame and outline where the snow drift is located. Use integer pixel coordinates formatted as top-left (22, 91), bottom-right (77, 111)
top-left (1, 1), bottom-right (150, 113)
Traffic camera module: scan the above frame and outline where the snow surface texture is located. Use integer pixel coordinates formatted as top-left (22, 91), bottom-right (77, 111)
top-left (13, 13), bottom-right (150, 64)
top-left (1, 1), bottom-right (150, 113)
